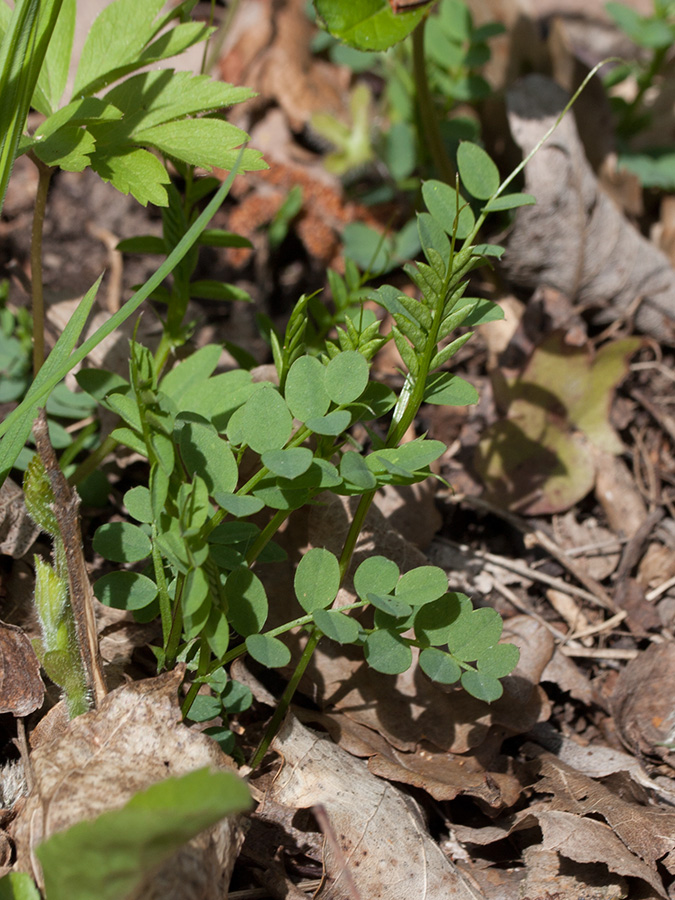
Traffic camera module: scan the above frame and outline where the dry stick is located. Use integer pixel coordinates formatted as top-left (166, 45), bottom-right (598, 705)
top-left (615, 507), bottom-right (665, 583)
top-left (445, 494), bottom-right (618, 611)
top-left (33, 410), bottom-right (107, 706)
top-left (313, 804), bottom-right (363, 900)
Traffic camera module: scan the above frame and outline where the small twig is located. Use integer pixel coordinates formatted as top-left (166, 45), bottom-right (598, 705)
top-left (558, 646), bottom-right (639, 660)
top-left (228, 881), bottom-right (321, 900)
top-left (568, 610), bottom-right (627, 642)
top-left (489, 579), bottom-right (570, 643)
top-left (33, 410), bottom-right (107, 706)
top-left (646, 574), bottom-right (675, 603)
top-left (314, 804), bottom-right (363, 900)
top-left (632, 387), bottom-right (675, 445)
top-left (615, 507), bottom-right (664, 583)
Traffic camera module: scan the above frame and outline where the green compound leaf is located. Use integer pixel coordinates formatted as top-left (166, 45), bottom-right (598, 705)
top-left (476, 641), bottom-right (520, 678)
top-left (395, 565), bottom-right (448, 607)
top-left (419, 647), bottom-right (461, 685)
top-left (354, 555), bottom-right (400, 601)
top-left (294, 547), bottom-right (340, 613)
top-left (422, 180), bottom-right (475, 240)
top-left (413, 593), bottom-right (464, 646)
top-left (227, 385), bottom-right (292, 453)
top-left (94, 571), bottom-right (158, 611)
top-left (446, 604), bottom-right (504, 662)
top-left (482, 192), bottom-right (536, 212)
top-left (314, 0), bottom-right (427, 51)
top-left (134, 118), bottom-right (265, 173)
top-left (284, 356), bottom-right (330, 422)
top-left (460, 670), bottom-right (503, 703)
top-left (262, 447), bottom-right (313, 480)
top-left (246, 633), bottom-right (291, 668)
top-left (179, 420), bottom-right (238, 495)
top-left (227, 567), bottom-right (268, 637)
top-left (37, 768), bottom-right (251, 900)
top-left (312, 608), bottom-right (360, 644)
top-left (366, 592), bottom-right (412, 618)
top-left (305, 410), bottom-right (351, 436)
top-left (90, 146), bottom-right (172, 208)
top-left (423, 372), bottom-right (479, 406)
top-left (93, 522), bottom-right (151, 563)
top-left (324, 350), bottom-right (369, 404)
top-left (364, 629), bottom-right (412, 674)
top-left (456, 141), bottom-right (500, 200)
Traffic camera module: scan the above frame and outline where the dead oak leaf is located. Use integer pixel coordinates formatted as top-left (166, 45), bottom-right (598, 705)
top-left (0, 621), bottom-right (44, 717)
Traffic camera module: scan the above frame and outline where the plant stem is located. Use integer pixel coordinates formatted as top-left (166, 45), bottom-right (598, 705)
top-left (338, 489), bottom-right (376, 581)
top-left (411, 19), bottom-right (454, 184)
top-left (30, 155), bottom-right (52, 376)
top-left (164, 573), bottom-right (185, 669)
top-left (245, 508), bottom-right (292, 565)
top-left (248, 628), bottom-right (321, 769)
top-left (68, 433), bottom-right (118, 486)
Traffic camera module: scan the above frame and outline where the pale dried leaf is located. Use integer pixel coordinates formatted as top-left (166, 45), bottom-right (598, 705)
top-left (0, 478), bottom-right (40, 558)
top-left (0, 621), bottom-right (44, 716)
top-left (269, 715), bottom-right (487, 900)
top-left (504, 75), bottom-right (675, 341)
top-left (11, 668), bottom-right (244, 899)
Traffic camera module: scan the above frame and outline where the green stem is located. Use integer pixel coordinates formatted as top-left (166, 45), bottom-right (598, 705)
top-left (30, 155), bottom-right (52, 376)
top-left (338, 489), bottom-right (376, 581)
top-left (164, 573), bottom-right (185, 669)
top-left (181, 633), bottom-right (211, 718)
top-left (245, 508), bottom-right (292, 565)
top-left (151, 523), bottom-right (172, 648)
top-left (68, 433), bottom-right (118, 486)
top-left (412, 19), bottom-right (454, 184)
top-left (249, 628), bottom-right (322, 769)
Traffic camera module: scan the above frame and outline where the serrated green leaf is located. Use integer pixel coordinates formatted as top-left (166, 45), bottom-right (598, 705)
top-left (419, 647), bottom-right (461, 684)
top-left (284, 356), bottom-right (330, 421)
top-left (246, 633), bottom-right (291, 668)
top-left (227, 567), bottom-right (268, 637)
top-left (93, 522), bottom-right (151, 563)
top-left (90, 146), bottom-right (171, 207)
top-left (460, 669), bottom-right (503, 702)
top-left (315, 0), bottom-right (427, 51)
top-left (423, 372), bottom-right (479, 406)
top-left (180, 420), bottom-right (238, 495)
top-left (37, 768), bottom-right (250, 900)
top-left (324, 350), bottom-right (369, 404)
top-left (134, 118), bottom-right (266, 172)
top-left (313, 608), bottom-right (360, 644)
top-left (422, 180), bottom-right (475, 240)
top-left (457, 141), bottom-right (499, 200)
top-left (94, 571), bottom-right (158, 611)
top-left (73, 0), bottom-right (166, 97)
top-left (364, 629), bottom-right (412, 674)
top-left (295, 547), bottom-right (340, 612)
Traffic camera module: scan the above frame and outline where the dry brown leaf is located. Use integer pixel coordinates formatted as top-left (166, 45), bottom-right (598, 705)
top-left (610, 643), bottom-right (675, 764)
top-left (540, 647), bottom-right (594, 704)
top-left (553, 511), bottom-right (620, 581)
top-left (0, 478), bottom-right (40, 558)
top-left (594, 451), bottom-right (648, 538)
top-left (520, 844), bottom-right (627, 900)
top-left (0, 621), bottom-right (44, 716)
top-left (534, 754), bottom-right (675, 874)
top-left (269, 714), bottom-right (488, 900)
top-left (504, 75), bottom-right (675, 341)
top-left (11, 668), bottom-right (245, 898)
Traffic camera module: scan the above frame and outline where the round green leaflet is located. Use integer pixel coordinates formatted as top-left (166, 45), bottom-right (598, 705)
top-left (227, 567), bottom-right (269, 637)
top-left (246, 633), bottom-right (291, 668)
top-left (456, 141), bottom-right (500, 200)
top-left (324, 351), bottom-right (369, 405)
top-left (285, 356), bottom-right (330, 422)
top-left (227, 385), bottom-right (292, 453)
top-left (179, 420), bottom-right (238, 495)
top-left (421, 180), bottom-right (475, 240)
top-left (94, 571), bottom-right (158, 611)
top-left (123, 486), bottom-right (153, 523)
top-left (312, 608), bottom-right (360, 644)
top-left (353, 555), bottom-right (400, 601)
top-left (364, 628), bottom-right (412, 675)
top-left (294, 547), bottom-right (340, 613)
top-left (395, 565), bottom-right (448, 607)
top-left (419, 647), bottom-right (461, 685)
top-left (93, 522), bottom-right (151, 563)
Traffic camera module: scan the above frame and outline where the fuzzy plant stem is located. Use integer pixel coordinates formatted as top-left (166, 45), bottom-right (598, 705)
top-left (411, 19), bottom-right (454, 184)
top-left (30, 155), bottom-right (52, 376)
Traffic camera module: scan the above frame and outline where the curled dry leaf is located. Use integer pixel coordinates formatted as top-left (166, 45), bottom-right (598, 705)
top-left (269, 714), bottom-right (488, 900)
top-left (610, 643), bottom-right (675, 765)
top-left (10, 667), bottom-right (245, 900)
top-left (504, 74), bottom-right (675, 342)
top-left (0, 621), bottom-right (44, 717)
top-left (0, 478), bottom-right (40, 558)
